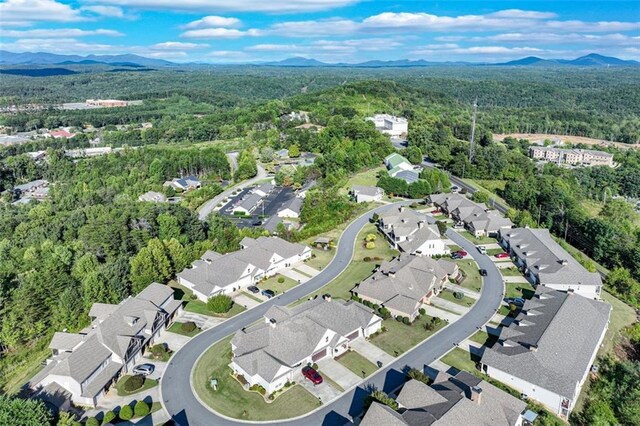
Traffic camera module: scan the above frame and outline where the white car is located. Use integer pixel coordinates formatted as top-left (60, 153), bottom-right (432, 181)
top-left (477, 245), bottom-right (487, 254)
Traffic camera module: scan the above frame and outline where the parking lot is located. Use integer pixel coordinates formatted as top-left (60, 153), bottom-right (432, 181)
top-left (219, 185), bottom-right (296, 229)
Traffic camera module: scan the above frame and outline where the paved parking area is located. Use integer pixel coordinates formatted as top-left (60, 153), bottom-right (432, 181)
top-left (317, 358), bottom-right (361, 390)
top-left (349, 339), bottom-right (395, 366)
top-left (297, 375), bottom-right (342, 403)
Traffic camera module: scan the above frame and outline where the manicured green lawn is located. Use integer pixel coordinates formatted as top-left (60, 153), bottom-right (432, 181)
top-left (469, 330), bottom-right (499, 347)
top-left (504, 282), bottom-right (536, 300)
top-left (438, 289), bottom-right (475, 308)
top-left (193, 337), bottom-right (321, 421)
top-left (459, 231), bottom-right (497, 245)
top-left (115, 376), bottom-right (159, 397)
top-left (441, 347), bottom-right (481, 373)
top-left (257, 274), bottom-right (298, 294)
top-left (600, 291), bottom-right (636, 355)
top-left (499, 267), bottom-right (522, 277)
top-left (304, 248), bottom-right (335, 271)
top-left (447, 244), bottom-right (461, 253)
top-left (344, 166), bottom-right (385, 189)
top-left (336, 350), bottom-right (378, 378)
top-left (168, 322), bottom-right (201, 337)
top-left (498, 305), bottom-right (514, 317)
top-left (370, 315), bottom-right (446, 357)
top-left (185, 300), bottom-right (246, 318)
top-left (486, 248), bottom-right (506, 256)
top-left (454, 260), bottom-right (482, 292)
top-left (301, 224), bottom-right (398, 301)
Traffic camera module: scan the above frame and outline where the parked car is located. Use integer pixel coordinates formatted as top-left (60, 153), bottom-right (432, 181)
top-left (302, 366), bottom-right (323, 385)
top-left (132, 364), bottom-right (154, 376)
top-left (456, 250), bottom-right (468, 257)
top-left (431, 209), bottom-right (442, 214)
top-left (451, 253), bottom-right (462, 260)
top-left (247, 286), bottom-right (259, 294)
top-left (451, 185), bottom-right (460, 193)
top-left (453, 222), bottom-right (465, 229)
top-left (477, 245), bottom-right (487, 254)
top-left (504, 297), bottom-right (525, 307)
top-left (261, 289), bottom-right (275, 298)
top-left (479, 269), bottom-right (488, 276)
top-left (494, 252), bottom-right (509, 259)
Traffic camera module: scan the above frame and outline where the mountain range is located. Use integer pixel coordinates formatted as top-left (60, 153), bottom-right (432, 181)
top-left (0, 51), bottom-right (637, 68)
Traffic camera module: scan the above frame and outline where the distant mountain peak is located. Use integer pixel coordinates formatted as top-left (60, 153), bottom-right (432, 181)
top-left (0, 50), bottom-right (175, 67)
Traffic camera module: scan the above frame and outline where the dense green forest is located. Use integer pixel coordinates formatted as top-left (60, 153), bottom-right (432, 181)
top-left (1, 66), bottom-right (638, 424)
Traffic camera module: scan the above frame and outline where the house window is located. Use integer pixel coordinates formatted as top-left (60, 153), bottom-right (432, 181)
top-left (326, 336), bottom-right (329, 343)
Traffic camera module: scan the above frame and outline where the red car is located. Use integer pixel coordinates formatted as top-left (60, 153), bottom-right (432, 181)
top-left (302, 366), bottom-right (323, 384)
top-left (456, 250), bottom-right (468, 257)
top-left (495, 252), bottom-right (509, 259)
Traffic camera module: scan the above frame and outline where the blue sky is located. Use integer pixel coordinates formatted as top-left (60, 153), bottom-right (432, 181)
top-left (0, 0), bottom-right (638, 63)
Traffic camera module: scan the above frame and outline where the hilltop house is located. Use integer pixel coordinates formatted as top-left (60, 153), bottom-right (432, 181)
top-left (28, 283), bottom-right (181, 407)
top-left (362, 370), bottom-right (528, 426)
top-left (499, 228), bottom-right (602, 299)
top-left (351, 185), bottom-right (384, 203)
top-left (353, 255), bottom-right (459, 321)
top-left (163, 176), bottom-right (201, 192)
top-left (481, 287), bottom-right (610, 418)
top-left (367, 114), bottom-right (408, 137)
top-left (384, 153), bottom-right (419, 184)
top-left (378, 206), bottom-right (449, 256)
top-left (177, 237), bottom-right (311, 301)
top-left (231, 296), bottom-right (382, 394)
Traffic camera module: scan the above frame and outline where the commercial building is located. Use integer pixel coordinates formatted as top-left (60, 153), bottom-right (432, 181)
top-left (529, 147), bottom-right (614, 167)
top-left (367, 114), bottom-right (409, 137)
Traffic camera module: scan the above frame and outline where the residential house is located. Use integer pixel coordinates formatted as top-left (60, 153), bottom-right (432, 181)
top-left (13, 179), bottom-right (48, 197)
top-left (231, 296), bottom-right (382, 394)
top-left (177, 237), bottom-right (311, 301)
top-left (429, 193), bottom-right (513, 237)
top-left (529, 146), bottom-right (614, 167)
top-left (481, 287), bottom-right (611, 419)
top-left (138, 191), bottom-right (167, 203)
top-left (361, 370), bottom-right (528, 426)
top-left (384, 153), bottom-right (419, 183)
top-left (29, 284), bottom-right (182, 407)
top-left (48, 129), bottom-right (76, 139)
top-left (352, 185), bottom-right (384, 203)
top-left (277, 197), bottom-right (303, 218)
top-left (280, 111), bottom-right (309, 122)
top-left (232, 193), bottom-right (263, 215)
top-left (378, 206), bottom-right (449, 256)
top-left (353, 255), bottom-right (459, 321)
top-left (163, 176), bottom-right (201, 192)
top-left (367, 114), bottom-right (408, 137)
top-left (499, 228), bottom-right (603, 299)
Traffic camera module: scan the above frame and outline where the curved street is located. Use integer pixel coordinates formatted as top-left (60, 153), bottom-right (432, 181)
top-left (197, 164), bottom-right (267, 221)
top-left (161, 202), bottom-right (505, 426)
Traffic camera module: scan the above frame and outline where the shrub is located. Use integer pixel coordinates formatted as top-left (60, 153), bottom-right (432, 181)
top-left (378, 307), bottom-right (391, 319)
top-left (249, 384), bottom-right (266, 395)
top-left (396, 316), bottom-right (403, 322)
top-left (134, 400), bottom-right (150, 418)
top-left (366, 390), bottom-right (399, 411)
top-left (277, 276), bottom-right (285, 284)
top-left (424, 322), bottom-right (435, 331)
top-left (454, 291), bottom-right (464, 300)
top-left (102, 410), bottom-right (116, 425)
top-left (373, 304), bottom-right (379, 311)
top-left (408, 368), bottom-right (431, 385)
top-left (312, 363), bottom-right (319, 370)
top-left (86, 418), bottom-right (100, 426)
top-left (363, 256), bottom-right (371, 262)
top-left (180, 321), bottom-right (197, 333)
top-left (402, 317), bottom-right (411, 325)
top-left (365, 233), bottom-right (377, 242)
top-left (419, 308), bottom-right (426, 315)
top-left (119, 405), bottom-right (133, 421)
top-left (207, 294), bottom-right (234, 313)
top-left (123, 375), bottom-right (145, 393)
top-left (150, 343), bottom-right (168, 358)
top-left (365, 241), bottom-right (376, 249)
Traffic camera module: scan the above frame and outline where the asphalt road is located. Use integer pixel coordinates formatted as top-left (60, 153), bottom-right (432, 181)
top-left (162, 203), bottom-right (505, 426)
top-left (198, 165), bottom-right (267, 221)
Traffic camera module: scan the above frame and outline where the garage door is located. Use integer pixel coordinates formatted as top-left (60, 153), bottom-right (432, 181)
top-left (312, 348), bottom-right (327, 362)
top-left (346, 330), bottom-right (360, 341)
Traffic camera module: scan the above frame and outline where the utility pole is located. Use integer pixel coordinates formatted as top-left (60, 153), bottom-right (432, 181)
top-left (469, 98), bottom-right (478, 163)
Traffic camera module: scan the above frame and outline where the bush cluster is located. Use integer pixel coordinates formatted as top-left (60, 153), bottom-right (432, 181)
top-left (180, 321), bottom-right (197, 333)
top-left (119, 405), bottom-right (133, 421)
top-left (207, 294), bottom-right (234, 313)
top-left (123, 375), bottom-right (145, 393)
top-left (134, 400), bottom-right (150, 417)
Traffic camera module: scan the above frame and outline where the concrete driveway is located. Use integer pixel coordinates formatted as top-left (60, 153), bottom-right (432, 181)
top-left (423, 305), bottom-right (461, 323)
top-left (233, 292), bottom-right (261, 309)
top-left (296, 264), bottom-right (320, 277)
top-left (445, 283), bottom-right (480, 299)
top-left (298, 375), bottom-right (342, 404)
top-left (349, 339), bottom-right (395, 367)
top-left (156, 329), bottom-right (191, 352)
top-left (317, 358), bottom-right (362, 390)
top-left (281, 269), bottom-right (310, 283)
top-left (431, 298), bottom-right (470, 315)
top-left (177, 312), bottom-right (225, 330)
top-left (502, 275), bottom-right (529, 283)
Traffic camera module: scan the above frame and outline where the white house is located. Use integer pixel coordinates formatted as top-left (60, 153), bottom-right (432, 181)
top-left (28, 284), bottom-right (182, 407)
top-left (378, 206), bottom-right (449, 256)
top-left (352, 185), bottom-right (384, 203)
top-left (177, 237), bottom-right (311, 301)
top-left (277, 197), bottom-right (303, 219)
top-left (481, 287), bottom-right (611, 419)
top-left (231, 296), bottom-right (382, 394)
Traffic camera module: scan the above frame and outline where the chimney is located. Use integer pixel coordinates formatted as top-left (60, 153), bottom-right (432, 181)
top-left (529, 344), bottom-right (538, 352)
top-left (323, 294), bottom-right (332, 302)
top-left (269, 318), bottom-right (277, 328)
top-left (399, 206), bottom-right (405, 213)
top-left (470, 386), bottom-right (483, 405)
top-left (204, 258), bottom-right (212, 264)
top-left (418, 221), bottom-right (424, 229)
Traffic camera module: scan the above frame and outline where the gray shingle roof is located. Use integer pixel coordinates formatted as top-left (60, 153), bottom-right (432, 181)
top-left (352, 185), bottom-right (383, 197)
top-left (232, 298), bottom-right (379, 381)
top-left (501, 228), bottom-right (602, 288)
top-left (482, 288), bottom-right (611, 398)
top-left (137, 282), bottom-right (174, 307)
top-left (361, 402), bottom-right (408, 426)
top-left (235, 193), bottom-right (263, 212)
top-left (49, 332), bottom-right (85, 351)
top-left (280, 197), bottom-right (303, 214)
top-left (398, 224), bottom-right (443, 254)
